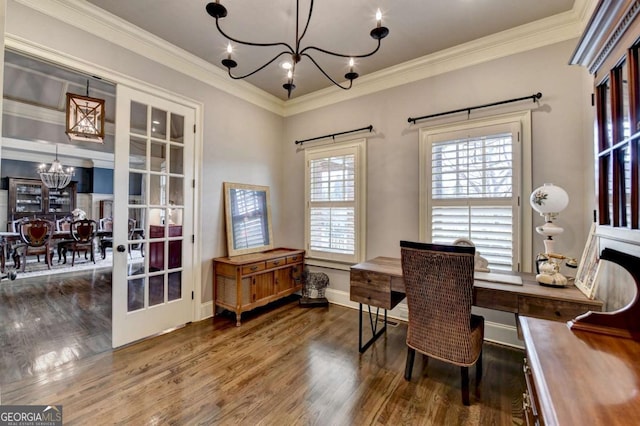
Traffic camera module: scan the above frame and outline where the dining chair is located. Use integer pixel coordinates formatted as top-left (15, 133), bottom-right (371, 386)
top-left (68, 219), bottom-right (97, 266)
top-left (56, 216), bottom-right (72, 232)
top-left (400, 240), bottom-right (485, 406)
top-left (16, 218), bottom-right (55, 272)
top-left (100, 218), bottom-right (138, 259)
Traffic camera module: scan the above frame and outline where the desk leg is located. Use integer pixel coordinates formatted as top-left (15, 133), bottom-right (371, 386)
top-left (358, 303), bottom-right (387, 353)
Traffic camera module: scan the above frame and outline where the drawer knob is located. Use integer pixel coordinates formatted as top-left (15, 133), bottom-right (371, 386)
top-left (250, 266), bottom-right (258, 271)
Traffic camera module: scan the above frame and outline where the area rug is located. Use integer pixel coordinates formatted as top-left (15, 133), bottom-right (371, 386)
top-left (7, 250), bottom-right (143, 280)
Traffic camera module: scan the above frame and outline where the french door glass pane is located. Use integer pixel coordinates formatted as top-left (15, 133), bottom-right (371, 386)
top-left (149, 274), bottom-right (165, 306)
top-left (129, 136), bottom-right (147, 170)
top-left (170, 113), bottom-right (185, 143)
top-left (150, 142), bottom-right (166, 172)
top-left (169, 177), bottom-right (184, 205)
top-left (128, 172), bottom-right (144, 205)
top-left (170, 146), bottom-right (184, 174)
top-left (128, 278), bottom-right (144, 312)
top-left (130, 101), bottom-right (147, 135)
top-left (151, 108), bottom-right (167, 139)
top-left (168, 272), bottom-right (182, 301)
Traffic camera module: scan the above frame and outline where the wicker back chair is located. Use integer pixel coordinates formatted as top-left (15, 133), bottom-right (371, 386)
top-left (400, 240), bottom-right (485, 405)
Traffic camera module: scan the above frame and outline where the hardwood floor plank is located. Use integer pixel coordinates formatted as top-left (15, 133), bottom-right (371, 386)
top-left (1, 271), bottom-right (526, 425)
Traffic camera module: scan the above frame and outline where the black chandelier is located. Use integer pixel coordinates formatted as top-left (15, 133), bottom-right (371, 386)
top-left (205, 1), bottom-right (389, 98)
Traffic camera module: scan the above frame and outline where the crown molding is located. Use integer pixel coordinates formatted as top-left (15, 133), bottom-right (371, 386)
top-left (1, 137), bottom-right (113, 168)
top-left (3, 98), bottom-right (115, 134)
top-left (12, 0), bottom-right (285, 115)
top-left (284, 3), bottom-right (593, 116)
top-left (13, 0), bottom-right (594, 118)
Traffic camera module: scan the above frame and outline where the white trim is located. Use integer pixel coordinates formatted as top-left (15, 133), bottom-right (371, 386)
top-left (2, 136), bottom-right (113, 168)
top-left (304, 139), bottom-right (367, 264)
top-left (13, 0), bottom-right (591, 117)
top-left (284, 4), bottom-right (590, 116)
top-left (418, 110), bottom-right (533, 272)
top-left (200, 300), bottom-right (214, 320)
top-left (3, 98), bottom-right (116, 135)
top-left (305, 258), bottom-right (352, 271)
top-left (325, 288), bottom-right (522, 349)
top-left (3, 32), bottom-right (205, 325)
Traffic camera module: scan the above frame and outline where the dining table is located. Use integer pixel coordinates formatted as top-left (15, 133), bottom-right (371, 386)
top-left (0, 230), bottom-right (113, 272)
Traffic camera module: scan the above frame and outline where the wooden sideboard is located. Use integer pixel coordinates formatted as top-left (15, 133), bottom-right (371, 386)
top-left (213, 248), bottom-right (304, 326)
top-left (520, 316), bottom-right (640, 425)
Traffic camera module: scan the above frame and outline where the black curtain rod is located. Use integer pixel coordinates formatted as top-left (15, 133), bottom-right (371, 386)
top-left (407, 92), bottom-right (542, 124)
top-left (295, 125), bottom-right (373, 145)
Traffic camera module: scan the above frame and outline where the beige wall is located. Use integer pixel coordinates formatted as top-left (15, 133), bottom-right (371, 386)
top-left (6, 2), bottom-right (613, 337)
top-left (281, 39), bottom-right (595, 336)
top-left (283, 39), bottom-right (594, 268)
top-left (5, 1), bottom-right (285, 306)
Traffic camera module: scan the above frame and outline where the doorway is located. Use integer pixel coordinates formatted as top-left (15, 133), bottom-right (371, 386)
top-left (1, 49), bottom-right (199, 359)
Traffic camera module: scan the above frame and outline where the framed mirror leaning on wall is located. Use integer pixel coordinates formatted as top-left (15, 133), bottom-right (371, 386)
top-left (223, 182), bottom-right (273, 257)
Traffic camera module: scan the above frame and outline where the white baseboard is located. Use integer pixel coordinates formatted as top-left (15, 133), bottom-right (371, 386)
top-left (200, 300), bottom-right (214, 320)
top-left (199, 288), bottom-right (523, 349)
top-left (324, 288), bottom-right (523, 349)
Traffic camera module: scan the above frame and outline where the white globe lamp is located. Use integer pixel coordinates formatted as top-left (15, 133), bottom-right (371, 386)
top-left (530, 183), bottom-right (570, 286)
top-left (530, 183), bottom-right (569, 255)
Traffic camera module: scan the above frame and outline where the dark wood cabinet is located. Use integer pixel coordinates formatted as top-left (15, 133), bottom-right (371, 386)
top-left (8, 177), bottom-right (77, 222)
top-left (571, 1), bottom-right (640, 229)
top-left (149, 225), bottom-right (182, 271)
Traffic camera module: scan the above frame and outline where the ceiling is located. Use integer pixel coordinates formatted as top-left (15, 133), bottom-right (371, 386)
top-left (84, 0), bottom-right (576, 100)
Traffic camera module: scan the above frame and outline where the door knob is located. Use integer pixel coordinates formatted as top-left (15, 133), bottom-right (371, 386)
top-left (117, 245), bottom-right (126, 252)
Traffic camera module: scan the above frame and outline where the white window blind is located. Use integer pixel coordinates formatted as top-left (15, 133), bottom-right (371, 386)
top-left (421, 115), bottom-right (527, 272)
top-left (305, 140), bottom-right (366, 264)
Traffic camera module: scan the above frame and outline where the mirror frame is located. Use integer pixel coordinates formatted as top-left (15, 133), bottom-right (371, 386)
top-left (223, 182), bottom-right (274, 257)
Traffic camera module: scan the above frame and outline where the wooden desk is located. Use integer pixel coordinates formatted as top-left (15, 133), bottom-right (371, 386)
top-left (350, 257), bottom-right (603, 352)
top-left (520, 316), bottom-right (640, 425)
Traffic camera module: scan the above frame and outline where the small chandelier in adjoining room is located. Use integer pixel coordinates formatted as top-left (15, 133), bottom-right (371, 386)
top-left (65, 80), bottom-right (105, 142)
top-left (38, 145), bottom-right (74, 189)
top-left (206, 0), bottom-right (390, 98)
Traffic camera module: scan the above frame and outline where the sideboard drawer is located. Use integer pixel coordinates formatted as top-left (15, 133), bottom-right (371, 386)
top-left (242, 261), bottom-right (266, 275)
top-left (266, 257), bottom-right (287, 269)
top-left (287, 253), bottom-right (303, 264)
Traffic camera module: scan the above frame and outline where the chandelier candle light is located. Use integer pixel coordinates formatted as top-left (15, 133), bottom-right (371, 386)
top-left (38, 145), bottom-right (74, 190)
top-left (206, 0), bottom-right (389, 98)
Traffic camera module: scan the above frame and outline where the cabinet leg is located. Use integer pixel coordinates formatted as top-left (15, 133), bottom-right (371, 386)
top-left (235, 312), bottom-right (242, 327)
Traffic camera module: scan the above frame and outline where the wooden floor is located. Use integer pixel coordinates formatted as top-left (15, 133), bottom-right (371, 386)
top-left (1, 271), bottom-right (527, 425)
top-left (0, 269), bottom-right (112, 383)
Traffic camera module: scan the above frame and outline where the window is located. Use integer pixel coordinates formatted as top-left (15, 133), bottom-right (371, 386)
top-left (305, 139), bottom-right (366, 265)
top-left (594, 51), bottom-right (639, 229)
top-left (420, 112), bottom-right (531, 271)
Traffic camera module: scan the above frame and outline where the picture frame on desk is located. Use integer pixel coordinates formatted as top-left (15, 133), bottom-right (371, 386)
top-left (575, 223), bottom-right (600, 299)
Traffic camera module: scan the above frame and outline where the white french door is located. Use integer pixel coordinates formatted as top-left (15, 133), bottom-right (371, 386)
top-left (112, 85), bottom-right (195, 348)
